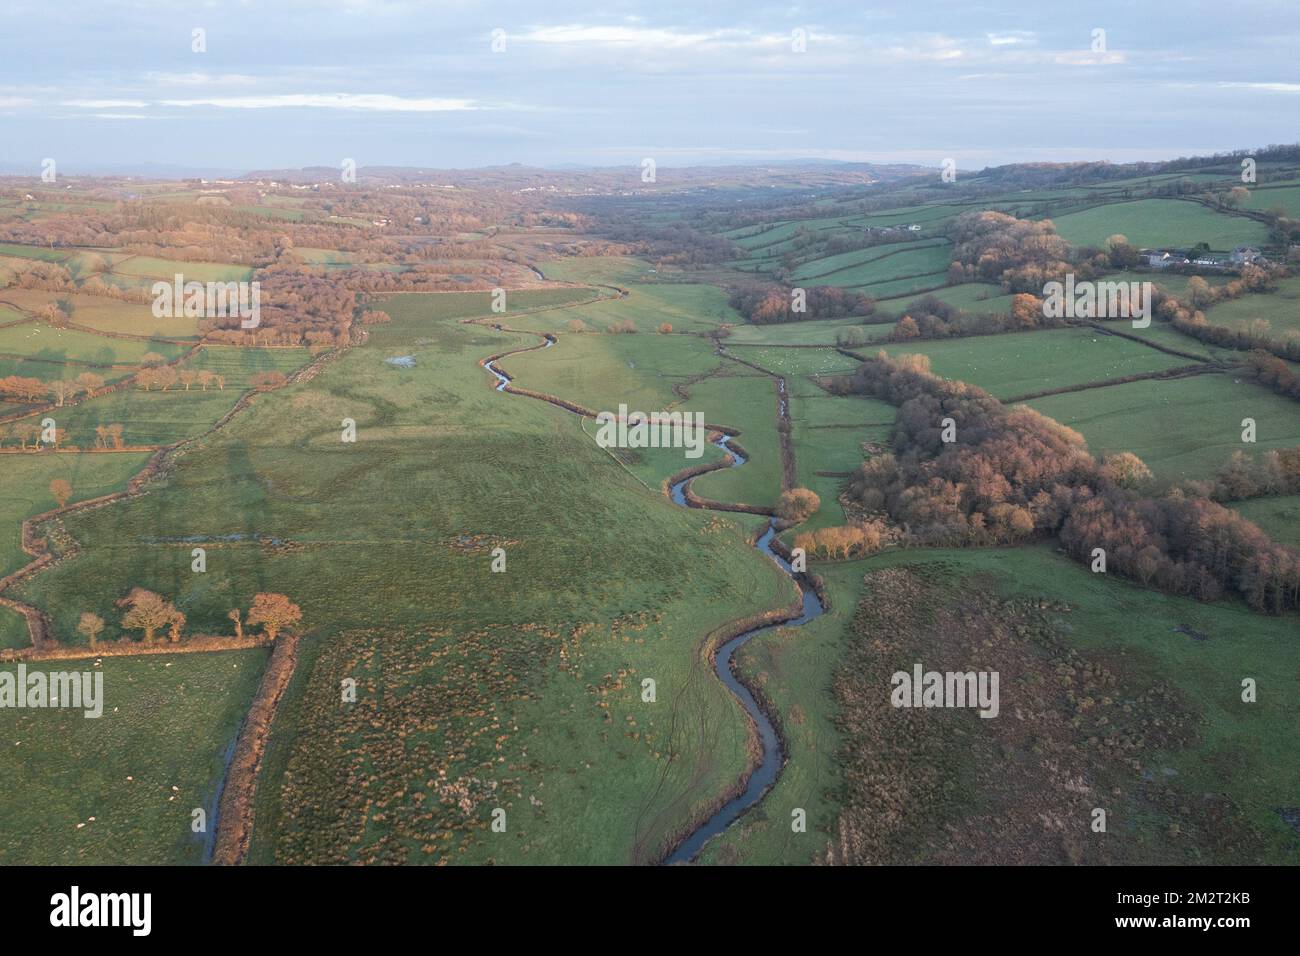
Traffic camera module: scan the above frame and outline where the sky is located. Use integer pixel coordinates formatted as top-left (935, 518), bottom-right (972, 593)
top-left (0, 0), bottom-right (1297, 175)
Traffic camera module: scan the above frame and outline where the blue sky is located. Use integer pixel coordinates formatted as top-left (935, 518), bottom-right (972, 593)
top-left (1, 0), bottom-right (1297, 174)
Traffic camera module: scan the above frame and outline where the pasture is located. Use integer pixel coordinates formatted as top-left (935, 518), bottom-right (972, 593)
top-left (1050, 199), bottom-right (1270, 251)
top-left (878, 326), bottom-right (1192, 400)
top-left (1023, 374), bottom-right (1300, 482)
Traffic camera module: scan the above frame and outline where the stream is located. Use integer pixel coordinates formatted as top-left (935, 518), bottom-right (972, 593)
top-left (483, 331), bottom-right (825, 864)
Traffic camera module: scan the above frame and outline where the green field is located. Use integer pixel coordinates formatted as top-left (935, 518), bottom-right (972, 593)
top-left (1203, 277), bottom-right (1300, 338)
top-left (878, 326), bottom-right (1192, 400)
top-left (876, 281), bottom-right (1017, 316)
top-left (1050, 199), bottom-right (1271, 251)
top-left (1023, 374), bottom-right (1300, 482)
top-left (724, 316), bottom-right (890, 347)
top-left (1242, 181), bottom-right (1300, 218)
top-left (723, 346), bottom-right (861, 378)
top-left (501, 325), bottom-right (722, 413)
top-left (1231, 494), bottom-right (1300, 547)
top-left (0, 650), bottom-right (268, 864)
top-left (0, 322), bottom-right (186, 366)
top-left (803, 242), bottom-right (952, 290)
top-left (687, 370), bottom-right (784, 508)
top-left (12, 287), bottom-right (797, 864)
top-left (0, 451), bottom-right (152, 649)
top-left (113, 257), bottom-right (255, 283)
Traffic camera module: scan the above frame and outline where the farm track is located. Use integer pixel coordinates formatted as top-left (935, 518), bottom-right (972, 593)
top-left (475, 313), bottom-right (822, 865)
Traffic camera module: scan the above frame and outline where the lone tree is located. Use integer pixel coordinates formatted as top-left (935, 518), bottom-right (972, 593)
top-left (228, 608), bottom-right (243, 640)
top-left (167, 609), bottom-right (186, 644)
top-left (118, 588), bottom-right (178, 645)
top-left (49, 478), bottom-right (72, 508)
top-left (246, 593), bottom-right (302, 641)
top-left (777, 487), bottom-right (821, 523)
top-left (77, 612), bottom-right (105, 648)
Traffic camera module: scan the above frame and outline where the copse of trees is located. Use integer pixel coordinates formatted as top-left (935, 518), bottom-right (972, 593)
top-left (946, 211), bottom-right (1082, 293)
top-left (729, 284), bottom-right (878, 325)
top-left (1188, 446), bottom-right (1300, 502)
top-left (839, 351), bottom-right (1300, 612)
top-left (885, 292), bottom-right (1052, 342)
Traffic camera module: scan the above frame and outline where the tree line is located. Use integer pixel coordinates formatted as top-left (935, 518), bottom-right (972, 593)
top-left (829, 351), bottom-right (1300, 613)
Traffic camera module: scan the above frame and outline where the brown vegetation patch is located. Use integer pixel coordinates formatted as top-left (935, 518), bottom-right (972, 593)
top-left (822, 564), bottom-right (1275, 864)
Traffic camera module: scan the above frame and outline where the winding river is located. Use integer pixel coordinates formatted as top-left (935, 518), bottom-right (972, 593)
top-left (482, 329), bottom-right (825, 864)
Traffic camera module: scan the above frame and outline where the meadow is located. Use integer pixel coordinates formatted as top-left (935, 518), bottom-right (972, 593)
top-left (1049, 199), bottom-right (1271, 251)
top-left (878, 326), bottom-right (1193, 400)
top-left (1203, 277), bottom-right (1300, 338)
top-left (1024, 374), bottom-right (1300, 482)
top-left (0, 649), bottom-right (268, 864)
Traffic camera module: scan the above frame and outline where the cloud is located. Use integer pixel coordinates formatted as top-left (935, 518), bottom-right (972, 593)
top-left (1051, 51), bottom-right (1127, 66)
top-left (986, 31), bottom-right (1035, 46)
top-left (0, 97), bottom-right (36, 107)
top-left (1219, 81), bottom-right (1300, 93)
top-left (141, 72), bottom-right (262, 87)
top-left (61, 99), bottom-right (149, 108)
top-left (516, 24), bottom-right (733, 48)
top-left (158, 93), bottom-right (480, 111)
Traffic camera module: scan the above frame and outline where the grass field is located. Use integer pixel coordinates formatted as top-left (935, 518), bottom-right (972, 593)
top-left (687, 369), bottom-right (784, 508)
top-left (13, 287), bottom-right (797, 864)
top-left (0, 451), bottom-right (153, 649)
top-left (0, 348), bottom-right (314, 449)
top-left (1023, 374), bottom-right (1300, 482)
top-left (0, 321), bottom-right (187, 366)
top-left (723, 316), bottom-right (889, 347)
top-left (501, 326), bottom-right (722, 413)
top-left (507, 279), bottom-right (738, 334)
top-left (804, 242), bottom-right (952, 290)
top-left (0, 649), bottom-right (268, 864)
top-left (790, 238), bottom-right (947, 282)
top-left (1242, 181), bottom-right (1300, 218)
top-left (1231, 494), bottom-right (1300, 547)
top-left (1203, 277), bottom-right (1300, 338)
top-left (876, 281), bottom-right (1017, 315)
top-left (878, 326), bottom-right (1192, 400)
top-left (1050, 199), bottom-right (1271, 251)
top-left (113, 257), bottom-right (255, 283)
top-left (723, 346), bottom-right (861, 378)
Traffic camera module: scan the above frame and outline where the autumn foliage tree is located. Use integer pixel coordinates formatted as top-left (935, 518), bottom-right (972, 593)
top-left (49, 478), bottom-right (72, 508)
top-left (777, 487), bottom-right (821, 523)
top-left (117, 588), bottom-right (179, 644)
top-left (77, 612), bottom-right (104, 648)
top-left (246, 593), bottom-right (302, 640)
